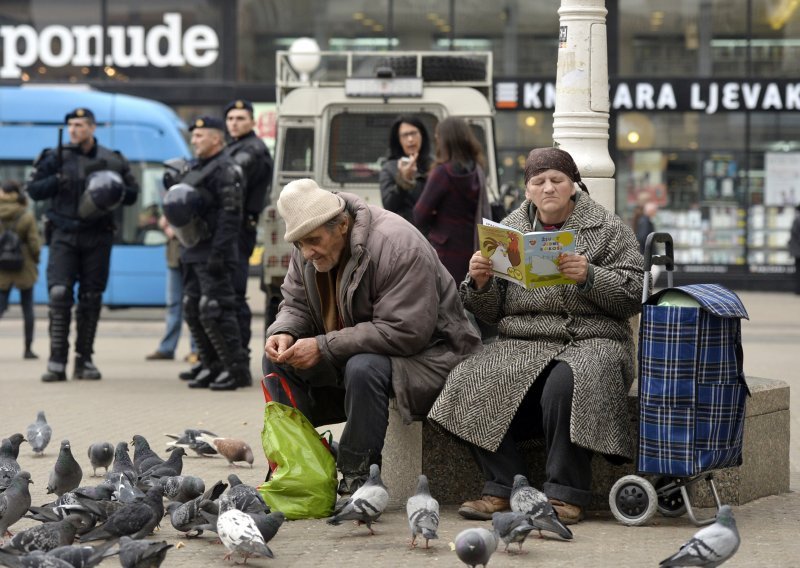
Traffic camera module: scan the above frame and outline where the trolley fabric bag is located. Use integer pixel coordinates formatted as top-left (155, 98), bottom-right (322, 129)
top-left (637, 284), bottom-right (750, 477)
top-left (258, 373), bottom-right (338, 520)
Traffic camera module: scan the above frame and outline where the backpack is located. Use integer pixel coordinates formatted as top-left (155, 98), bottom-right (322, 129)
top-left (0, 211), bottom-right (25, 271)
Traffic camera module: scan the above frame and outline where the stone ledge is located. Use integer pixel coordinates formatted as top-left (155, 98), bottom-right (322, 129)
top-left (382, 376), bottom-right (790, 510)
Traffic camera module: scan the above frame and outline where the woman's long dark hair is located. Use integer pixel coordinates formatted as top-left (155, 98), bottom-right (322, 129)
top-left (433, 116), bottom-right (485, 170)
top-left (387, 115), bottom-right (432, 174)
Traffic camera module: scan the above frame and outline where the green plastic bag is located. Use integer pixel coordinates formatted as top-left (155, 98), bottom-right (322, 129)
top-left (258, 376), bottom-right (337, 520)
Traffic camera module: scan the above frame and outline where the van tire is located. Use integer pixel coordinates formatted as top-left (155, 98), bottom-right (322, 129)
top-left (382, 56), bottom-right (486, 81)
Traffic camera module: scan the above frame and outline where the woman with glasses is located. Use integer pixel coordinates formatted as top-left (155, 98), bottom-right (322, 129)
top-left (379, 115), bottom-right (433, 225)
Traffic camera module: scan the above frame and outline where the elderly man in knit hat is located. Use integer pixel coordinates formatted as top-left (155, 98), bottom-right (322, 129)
top-left (429, 147), bottom-right (644, 524)
top-left (264, 178), bottom-right (482, 497)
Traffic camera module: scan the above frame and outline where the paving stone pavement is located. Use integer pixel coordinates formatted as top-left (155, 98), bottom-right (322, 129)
top-left (1, 290), bottom-right (799, 567)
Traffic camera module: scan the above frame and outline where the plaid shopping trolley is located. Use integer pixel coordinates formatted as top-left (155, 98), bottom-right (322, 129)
top-left (609, 233), bottom-right (750, 527)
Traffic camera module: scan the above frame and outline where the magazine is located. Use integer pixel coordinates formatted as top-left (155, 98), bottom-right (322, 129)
top-left (477, 218), bottom-right (577, 289)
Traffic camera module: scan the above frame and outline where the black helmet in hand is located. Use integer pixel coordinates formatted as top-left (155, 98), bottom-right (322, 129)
top-left (163, 183), bottom-right (209, 248)
top-left (78, 170), bottom-right (125, 219)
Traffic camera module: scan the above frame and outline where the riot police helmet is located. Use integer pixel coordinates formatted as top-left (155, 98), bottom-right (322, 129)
top-left (162, 183), bottom-right (208, 247)
top-left (78, 170), bottom-right (125, 219)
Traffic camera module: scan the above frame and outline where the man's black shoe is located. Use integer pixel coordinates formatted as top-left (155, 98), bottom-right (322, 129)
top-left (74, 358), bottom-right (102, 380)
top-left (42, 361), bottom-right (67, 382)
top-left (188, 367), bottom-right (221, 389)
top-left (179, 361), bottom-right (203, 381)
top-left (210, 368), bottom-right (251, 391)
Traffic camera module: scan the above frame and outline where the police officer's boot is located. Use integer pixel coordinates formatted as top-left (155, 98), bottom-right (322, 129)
top-left (183, 294), bottom-right (222, 388)
top-left (198, 295), bottom-right (246, 392)
top-left (179, 361), bottom-right (203, 381)
top-left (210, 362), bottom-right (251, 391)
top-left (74, 291), bottom-right (103, 380)
top-left (41, 285), bottom-right (71, 383)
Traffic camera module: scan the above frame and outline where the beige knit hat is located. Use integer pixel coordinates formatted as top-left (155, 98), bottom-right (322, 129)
top-left (277, 178), bottom-right (346, 241)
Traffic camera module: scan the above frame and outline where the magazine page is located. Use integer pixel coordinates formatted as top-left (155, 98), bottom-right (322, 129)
top-left (521, 229), bottom-right (577, 289)
top-left (477, 223), bottom-right (526, 287)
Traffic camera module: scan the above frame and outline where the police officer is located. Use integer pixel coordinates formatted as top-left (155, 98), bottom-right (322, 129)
top-left (163, 116), bottom-right (250, 391)
top-left (223, 99), bottom-right (273, 363)
top-left (27, 108), bottom-right (138, 382)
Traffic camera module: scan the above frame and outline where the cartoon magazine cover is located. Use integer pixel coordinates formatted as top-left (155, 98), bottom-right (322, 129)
top-left (478, 219), bottom-right (576, 289)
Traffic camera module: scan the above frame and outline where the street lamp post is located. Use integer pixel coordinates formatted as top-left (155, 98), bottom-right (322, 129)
top-left (553, 0), bottom-right (615, 212)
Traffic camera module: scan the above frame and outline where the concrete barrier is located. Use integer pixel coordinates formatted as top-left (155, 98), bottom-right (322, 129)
top-left (381, 376), bottom-right (790, 509)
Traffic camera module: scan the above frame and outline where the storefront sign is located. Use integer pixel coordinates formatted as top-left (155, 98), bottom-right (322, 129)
top-left (0, 13), bottom-right (218, 79)
top-left (495, 79), bottom-right (800, 113)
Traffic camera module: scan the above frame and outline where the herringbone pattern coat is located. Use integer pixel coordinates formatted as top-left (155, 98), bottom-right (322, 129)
top-left (428, 191), bottom-right (644, 460)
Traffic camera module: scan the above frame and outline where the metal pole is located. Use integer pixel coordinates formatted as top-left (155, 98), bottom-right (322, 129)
top-left (387, 0), bottom-right (394, 51)
top-left (553, 0), bottom-right (615, 213)
top-left (449, 0), bottom-right (455, 51)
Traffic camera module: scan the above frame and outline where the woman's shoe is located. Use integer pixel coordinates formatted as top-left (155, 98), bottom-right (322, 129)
top-left (24, 349), bottom-right (38, 359)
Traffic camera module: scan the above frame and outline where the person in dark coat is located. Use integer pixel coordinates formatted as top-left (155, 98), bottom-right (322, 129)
top-left (789, 204), bottom-right (800, 295)
top-left (0, 180), bottom-right (41, 359)
top-left (378, 115), bottom-right (432, 225)
top-left (413, 117), bottom-right (490, 284)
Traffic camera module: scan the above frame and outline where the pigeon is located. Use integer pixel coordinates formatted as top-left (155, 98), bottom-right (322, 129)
top-left (216, 495), bottom-right (274, 563)
top-left (165, 479), bottom-right (227, 537)
top-left (159, 475), bottom-right (206, 503)
top-left (196, 435), bottom-right (254, 468)
top-left (47, 441), bottom-right (83, 497)
top-left (0, 441), bottom-right (21, 493)
top-left (327, 463), bottom-right (389, 535)
top-left (105, 473), bottom-right (144, 504)
top-left (406, 474), bottom-right (439, 549)
top-left (0, 549), bottom-right (74, 568)
top-left (492, 511), bottom-right (537, 553)
top-left (47, 541), bottom-right (118, 568)
top-left (164, 429), bottom-right (218, 457)
top-left (2, 515), bottom-right (83, 553)
top-left (117, 536), bottom-right (172, 568)
top-left (103, 442), bottom-right (136, 484)
top-left (137, 448), bottom-right (185, 485)
top-left (4, 436), bottom-right (25, 462)
top-left (27, 484), bottom-right (113, 527)
top-left (86, 444), bottom-right (113, 478)
top-left (0, 472), bottom-right (33, 541)
top-left (26, 412), bottom-right (52, 456)
top-left (226, 475), bottom-right (270, 514)
top-left (130, 436), bottom-right (163, 475)
top-left (659, 505), bottom-right (740, 567)
top-left (510, 474), bottom-right (572, 540)
top-left (78, 485), bottom-right (164, 542)
top-left (452, 527), bottom-right (498, 567)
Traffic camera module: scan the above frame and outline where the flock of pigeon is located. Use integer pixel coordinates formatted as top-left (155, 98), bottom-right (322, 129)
top-left (1, 411), bottom-right (742, 567)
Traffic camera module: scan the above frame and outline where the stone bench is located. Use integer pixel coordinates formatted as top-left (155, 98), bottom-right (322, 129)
top-left (381, 376), bottom-right (790, 510)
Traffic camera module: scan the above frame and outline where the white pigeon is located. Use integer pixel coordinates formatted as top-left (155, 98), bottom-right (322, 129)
top-left (216, 495), bottom-right (274, 563)
top-left (406, 474), bottom-right (439, 548)
top-left (327, 463), bottom-right (389, 535)
top-left (660, 505), bottom-right (740, 567)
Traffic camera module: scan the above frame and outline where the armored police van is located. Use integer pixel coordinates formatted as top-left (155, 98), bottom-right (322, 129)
top-left (261, 50), bottom-right (500, 322)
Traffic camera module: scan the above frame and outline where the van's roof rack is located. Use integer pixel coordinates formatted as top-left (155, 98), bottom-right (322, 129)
top-left (275, 50), bottom-right (493, 107)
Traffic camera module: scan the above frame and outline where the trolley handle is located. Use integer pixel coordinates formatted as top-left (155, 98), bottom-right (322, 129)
top-left (642, 232), bottom-right (674, 301)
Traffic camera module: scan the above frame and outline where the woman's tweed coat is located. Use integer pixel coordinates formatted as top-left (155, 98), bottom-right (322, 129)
top-left (428, 190), bottom-right (644, 460)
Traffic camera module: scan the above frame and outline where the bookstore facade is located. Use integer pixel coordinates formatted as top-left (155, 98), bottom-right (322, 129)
top-left (1, 0), bottom-right (798, 289)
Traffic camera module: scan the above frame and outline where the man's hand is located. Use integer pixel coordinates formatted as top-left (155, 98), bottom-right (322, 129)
top-left (275, 337), bottom-right (321, 369)
top-left (265, 333), bottom-right (295, 362)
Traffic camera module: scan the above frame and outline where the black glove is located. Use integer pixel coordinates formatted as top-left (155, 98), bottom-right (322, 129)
top-left (207, 252), bottom-right (225, 276)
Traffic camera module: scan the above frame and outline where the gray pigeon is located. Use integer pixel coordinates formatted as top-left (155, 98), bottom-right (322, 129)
top-left (107, 473), bottom-right (144, 504)
top-left (492, 511), bottom-right (537, 553)
top-left (327, 463), bottom-right (389, 535)
top-left (130, 436), bottom-right (162, 475)
top-left (26, 412), bottom-right (52, 456)
top-left (78, 485), bottom-right (164, 542)
top-left (103, 442), bottom-right (136, 484)
top-left (660, 505), bottom-right (740, 567)
top-left (3, 515), bottom-right (83, 553)
top-left (0, 549), bottom-right (74, 568)
top-left (4, 435), bottom-right (25, 461)
top-left (510, 474), bottom-right (572, 540)
top-left (47, 441), bottom-right (83, 497)
top-left (47, 541), bottom-right (118, 568)
top-left (0, 472), bottom-right (33, 541)
top-left (226, 475), bottom-right (270, 514)
top-left (164, 429), bottom-right (218, 457)
top-left (158, 475), bottom-right (205, 503)
top-left (453, 527), bottom-right (498, 567)
top-left (117, 536), bottom-right (172, 568)
top-left (406, 474), bottom-right (439, 548)
top-left (165, 479), bottom-right (227, 537)
top-left (86, 444), bottom-right (113, 478)
top-left (137, 448), bottom-right (184, 485)
top-left (216, 495), bottom-right (274, 563)
top-left (0, 440), bottom-right (21, 493)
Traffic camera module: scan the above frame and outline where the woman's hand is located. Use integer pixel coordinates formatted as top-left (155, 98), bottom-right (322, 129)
top-left (469, 250), bottom-right (493, 290)
top-left (557, 252), bottom-right (589, 284)
top-left (397, 153), bottom-right (418, 183)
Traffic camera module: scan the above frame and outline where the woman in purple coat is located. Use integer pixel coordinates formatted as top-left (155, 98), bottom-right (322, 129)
top-left (413, 117), bottom-right (489, 284)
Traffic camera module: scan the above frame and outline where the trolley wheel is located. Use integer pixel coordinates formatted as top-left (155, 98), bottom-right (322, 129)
top-left (609, 475), bottom-right (658, 526)
top-left (654, 476), bottom-right (687, 518)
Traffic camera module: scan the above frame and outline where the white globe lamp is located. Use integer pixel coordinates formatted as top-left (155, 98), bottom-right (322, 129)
top-left (288, 37), bottom-right (321, 82)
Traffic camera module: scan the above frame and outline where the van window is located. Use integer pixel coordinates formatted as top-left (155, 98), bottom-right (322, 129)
top-left (281, 128), bottom-right (314, 173)
top-left (327, 112), bottom-right (438, 184)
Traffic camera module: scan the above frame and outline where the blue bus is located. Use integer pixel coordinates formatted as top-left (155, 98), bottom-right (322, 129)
top-left (0, 86), bottom-right (191, 306)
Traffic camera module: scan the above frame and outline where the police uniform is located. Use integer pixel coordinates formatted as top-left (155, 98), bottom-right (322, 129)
top-left (26, 108), bottom-right (139, 382)
top-left (163, 116), bottom-right (249, 391)
top-left (223, 99), bottom-right (273, 355)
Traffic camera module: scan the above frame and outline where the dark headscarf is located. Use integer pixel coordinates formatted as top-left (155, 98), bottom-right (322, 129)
top-left (524, 147), bottom-right (589, 194)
